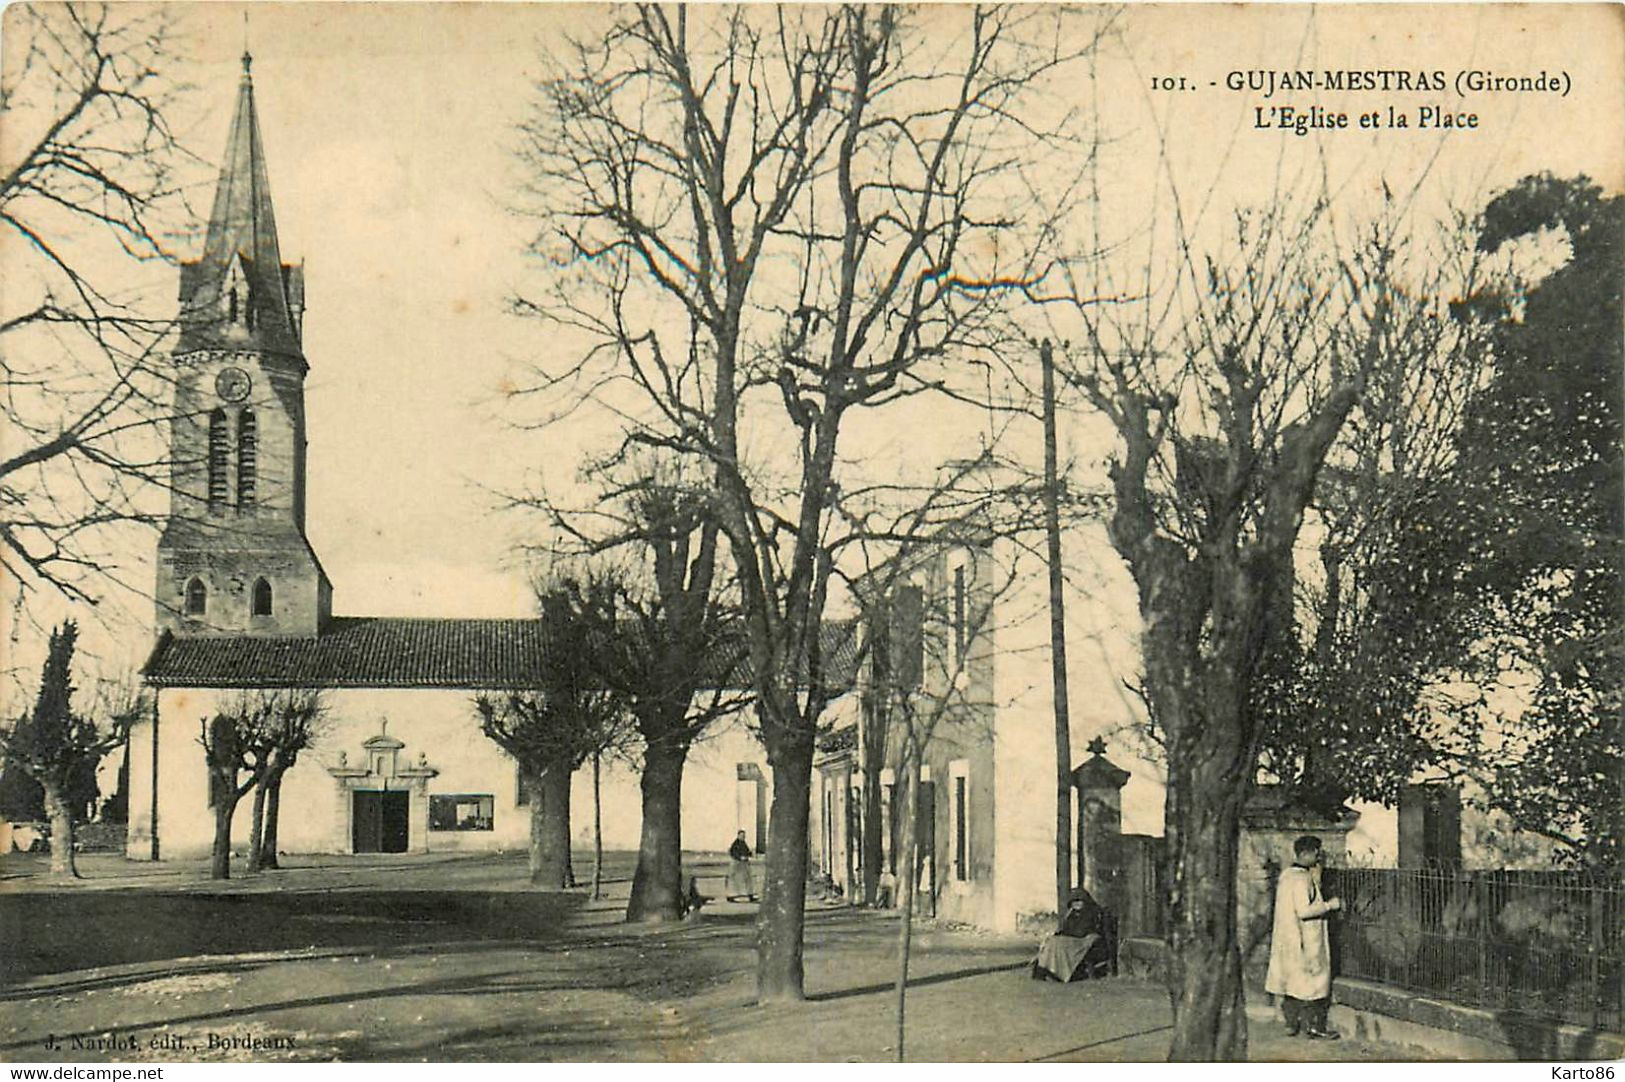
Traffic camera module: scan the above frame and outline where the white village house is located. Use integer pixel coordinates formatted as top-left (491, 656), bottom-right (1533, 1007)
top-left (129, 54), bottom-right (1542, 937)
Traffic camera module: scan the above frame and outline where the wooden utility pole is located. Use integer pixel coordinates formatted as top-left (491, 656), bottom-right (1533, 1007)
top-left (1041, 339), bottom-right (1073, 914)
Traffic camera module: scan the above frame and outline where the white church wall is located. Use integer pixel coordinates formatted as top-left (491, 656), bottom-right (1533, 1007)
top-left (133, 687), bottom-right (534, 859)
top-left (125, 702), bottom-right (159, 859)
top-left (677, 713), bottom-right (773, 854)
top-left (130, 686), bottom-right (776, 863)
top-left (566, 715), bottom-right (771, 856)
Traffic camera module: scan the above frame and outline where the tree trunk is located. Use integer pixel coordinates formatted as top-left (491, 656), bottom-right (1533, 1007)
top-left (892, 757), bottom-right (917, 1061)
top-left (526, 770), bottom-right (547, 885)
top-left (627, 739), bottom-right (687, 922)
top-left (591, 751), bottom-right (603, 900)
top-left (211, 796), bottom-right (236, 880)
top-left (757, 735), bottom-right (814, 1003)
top-left (861, 752), bottom-right (885, 906)
top-left (41, 780), bottom-right (78, 878)
top-left (246, 775), bottom-right (268, 874)
top-left (528, 764), bottom-right (574, 889)
top-left (1163, 716), bottom-right (1253, 1060)
top-left (259, 765), bottom-right (285, 870)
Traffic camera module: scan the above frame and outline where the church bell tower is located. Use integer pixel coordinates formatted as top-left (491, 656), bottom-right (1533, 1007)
top-left (156, 51), bottom-right (331, 637)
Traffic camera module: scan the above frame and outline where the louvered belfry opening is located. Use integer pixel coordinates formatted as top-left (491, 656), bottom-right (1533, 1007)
top-left (207, 409), bottom-right (230, 506)
top-left (236, 410), bottom-right (257, 508)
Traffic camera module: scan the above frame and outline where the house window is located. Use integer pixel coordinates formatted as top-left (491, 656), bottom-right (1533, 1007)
top-left (236, 410), bottom-right (257, 508)
top-left (185, 577), bottom-right (207, 616)
top-left (429, 794), bottom-right (494, 831)
top-left (252, 577), bottom-right (272, 616)
top-left (207, 409), bottom-right (229, 506)
top-left (949, 758), bottom-right (971, 882)
top-left (849, 785), bottom-right (864, 874)
top-left (880, 768), bottom-right (897, 874)
top-left (915, 767), bottom-right (935, 896)
top-left (892, 584), bottom-right (924, 690)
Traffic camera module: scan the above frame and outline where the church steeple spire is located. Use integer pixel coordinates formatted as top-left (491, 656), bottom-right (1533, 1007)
top-left (178, 52), bottom-right (304, 358)
top-left (158, 53), bottom-right (329, 639)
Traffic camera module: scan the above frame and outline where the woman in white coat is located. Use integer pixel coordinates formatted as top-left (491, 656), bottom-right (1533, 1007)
top-left (1265, 834), bottom-right (1344, 1039)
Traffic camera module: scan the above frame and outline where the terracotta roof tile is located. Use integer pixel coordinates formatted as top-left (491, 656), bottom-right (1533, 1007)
top-left (142, 616), bottom-right (862, 692)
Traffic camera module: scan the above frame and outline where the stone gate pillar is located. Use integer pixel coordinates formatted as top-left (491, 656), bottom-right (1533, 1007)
top-left (1072, 737), bottom-right (1131, 917)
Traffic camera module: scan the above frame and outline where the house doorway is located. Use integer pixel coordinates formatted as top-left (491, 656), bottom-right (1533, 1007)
top-left (352, 789), bottom-right (409, 853)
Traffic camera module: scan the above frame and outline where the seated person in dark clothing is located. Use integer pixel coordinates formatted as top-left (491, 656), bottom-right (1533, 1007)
top-left (1032, 887), bottom-right (1112, 982)
top-left (680, 875), bottom-right (712, 918)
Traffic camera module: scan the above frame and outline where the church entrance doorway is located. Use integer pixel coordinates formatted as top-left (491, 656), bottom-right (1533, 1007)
top-left (352, 790), bottom-right (409, 853)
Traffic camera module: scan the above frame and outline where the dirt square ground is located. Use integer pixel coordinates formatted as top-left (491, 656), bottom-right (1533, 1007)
top-left (0, 850), bottom-right (1430, 1062)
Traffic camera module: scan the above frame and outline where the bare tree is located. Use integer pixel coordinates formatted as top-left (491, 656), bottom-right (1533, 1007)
top-left (610, 496), bottom-right (749, 920)
top-left (509, 466), bottom-right (749, 922)
top-left (476, 577), bottom-right (633, 889)
top-left (516, 3), bottom-right (1101, 1002)
top-left (1055, 188), bottom-right (1484, 1056)
top-left (1, 3), bottom-right (194, 608)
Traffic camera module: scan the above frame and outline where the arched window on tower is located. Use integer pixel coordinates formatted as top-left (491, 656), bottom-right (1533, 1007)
top-left (252, 577), bottom-right (272, 617)
top-left (237, 410), bottom-right (257, 508)
top-left (185, 578), bottom-right (207, 616)
top-left (207, 409), bottom-right (229, 507)
top-left (228, 287), bottom-right (238, 324)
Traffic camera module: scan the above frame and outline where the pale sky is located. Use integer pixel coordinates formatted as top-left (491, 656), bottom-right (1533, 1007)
top-left (3, 3), bottom-right (1621, 711)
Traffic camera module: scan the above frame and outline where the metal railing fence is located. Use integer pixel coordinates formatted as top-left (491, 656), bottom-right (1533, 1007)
top-left (1327, 866), bottom-right (1623, 1032)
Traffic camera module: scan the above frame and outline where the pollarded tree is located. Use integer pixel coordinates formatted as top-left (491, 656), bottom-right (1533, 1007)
top-left (598, 484), bottom-right (748, 922)
top-left (1059, 192), bottom-right (1482, 1058)
top-left (246, 689), bottom-right (327, 872)
top-left (0, 621), bottom-right (136, 876)
top-left (198, 691), bottom-right (280, 880)
top-left (517, 3), bottom-right (1102, 1001)
top-left (508, 461), bottom-right (748, 922)
top-left (476, 577), bottom-right (632, 888)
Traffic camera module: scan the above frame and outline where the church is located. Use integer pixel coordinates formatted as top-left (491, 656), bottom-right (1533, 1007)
top-left (126, 54), bottom-right (779, 866)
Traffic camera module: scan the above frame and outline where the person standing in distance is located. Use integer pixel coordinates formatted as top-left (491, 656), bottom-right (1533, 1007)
top-left (726, 829), bottom-right (757, 902)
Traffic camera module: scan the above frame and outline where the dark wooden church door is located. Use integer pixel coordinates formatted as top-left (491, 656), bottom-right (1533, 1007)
top-left (352, 790), bottom-right (409, 853)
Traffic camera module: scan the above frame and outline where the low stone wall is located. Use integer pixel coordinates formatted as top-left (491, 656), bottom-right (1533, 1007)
top-left (2, 820), bottom-right (126, 853)
top-left (1115, 936), bottom-right (1625, 1061)
top-left (1334, 978), bottom-right (1625, 1061)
